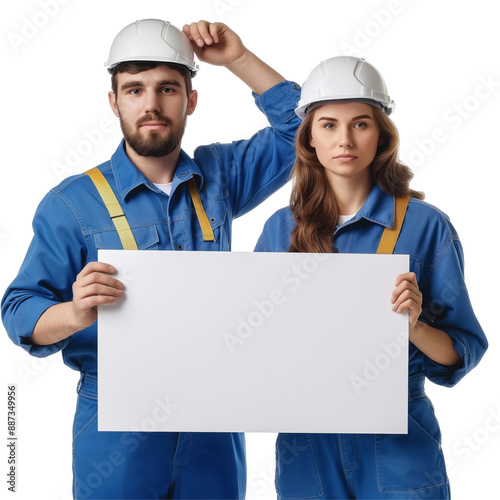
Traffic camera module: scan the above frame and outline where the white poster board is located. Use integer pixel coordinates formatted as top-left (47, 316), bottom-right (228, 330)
top-left (98, 250), bottom-right (409, 433)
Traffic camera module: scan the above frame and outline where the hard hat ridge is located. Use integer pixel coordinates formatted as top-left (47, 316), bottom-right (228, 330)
top-left (105, 19), bottom-right (199, 74)
top-left (295, 56), bottom-right (395, 119)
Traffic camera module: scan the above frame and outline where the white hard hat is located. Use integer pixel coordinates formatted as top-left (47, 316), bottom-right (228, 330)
top-left (105, 19), bottom-right (199, 73)
top-left (295, 56), bottom-right (395, 119)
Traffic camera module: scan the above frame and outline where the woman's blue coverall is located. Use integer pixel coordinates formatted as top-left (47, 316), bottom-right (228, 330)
top-left (255, 184), bottom-right (488, 499)
top-left (2, 81), bottom-right (301, 499)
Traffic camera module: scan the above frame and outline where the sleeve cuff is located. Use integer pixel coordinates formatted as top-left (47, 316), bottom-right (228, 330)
top-left (12, 296), bottom-right (72, 358)
top-left (252, 80), bottom-right (301, 126)
top-left (424, 330), bottom-right (469, 387)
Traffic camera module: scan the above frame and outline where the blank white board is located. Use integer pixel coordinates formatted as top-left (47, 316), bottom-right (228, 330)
top-left (98, 250), bottom-right (409, 433)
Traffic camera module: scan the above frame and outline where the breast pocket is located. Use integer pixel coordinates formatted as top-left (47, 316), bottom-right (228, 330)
top-left (93, 225), bottom-right (159, 250)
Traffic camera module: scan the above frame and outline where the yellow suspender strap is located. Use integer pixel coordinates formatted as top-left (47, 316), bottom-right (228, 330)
top-left (376, 196), bottom-right (411, 254)
top-left (85, 167), bottom-right (139, 250)
top-left (85, 168), bottom-right (215, 247)
top-left (187, 177), bottom-right (216, 242)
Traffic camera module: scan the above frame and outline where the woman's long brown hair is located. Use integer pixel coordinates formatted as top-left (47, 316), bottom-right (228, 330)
top-left (289, 106), bottom-right (424, 253)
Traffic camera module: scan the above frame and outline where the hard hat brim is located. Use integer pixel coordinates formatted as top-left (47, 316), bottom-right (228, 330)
top-left (295, 97), bottom-right (395, 119)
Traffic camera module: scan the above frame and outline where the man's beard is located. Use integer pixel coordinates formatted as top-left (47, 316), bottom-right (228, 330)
top-left (119, 111), bottom-right (186, 158)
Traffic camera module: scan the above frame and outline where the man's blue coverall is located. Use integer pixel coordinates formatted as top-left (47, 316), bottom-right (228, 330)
top-left (2, 80), bottom-right (301, 499)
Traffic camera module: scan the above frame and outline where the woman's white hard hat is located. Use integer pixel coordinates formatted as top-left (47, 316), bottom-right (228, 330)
top-left (105, 19), bottom-right (199, 73)
top-left (295, 56), bottom-right (395, 119)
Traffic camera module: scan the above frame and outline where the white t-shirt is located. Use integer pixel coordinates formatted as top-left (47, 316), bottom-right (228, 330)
top-left (338, 213), bottom-right (356, 226)
top-left (154, 182), bottom-right (173, 197)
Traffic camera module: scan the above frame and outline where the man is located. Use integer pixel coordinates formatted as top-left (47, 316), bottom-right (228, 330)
top-left (2, 19), bottom-right (300, 499)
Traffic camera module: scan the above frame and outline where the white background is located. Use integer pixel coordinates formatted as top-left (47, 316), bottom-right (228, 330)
top-left (1, 0), bottom-right (498, 498)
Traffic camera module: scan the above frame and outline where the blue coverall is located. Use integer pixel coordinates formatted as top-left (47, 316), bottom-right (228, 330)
top-left (2, 81), bottom-right (301, 499)
top-left (254, 184), bottom-right (488, 499)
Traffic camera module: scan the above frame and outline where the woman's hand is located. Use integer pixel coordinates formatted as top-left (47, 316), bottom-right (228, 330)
top-left (391, 272), bottom-right (422, 334)
top-left (391, 271), bottom-right (461, 366)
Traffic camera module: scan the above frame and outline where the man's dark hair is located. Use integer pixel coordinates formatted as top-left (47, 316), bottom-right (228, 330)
top-left (109, 61), bottom-right (195, 97)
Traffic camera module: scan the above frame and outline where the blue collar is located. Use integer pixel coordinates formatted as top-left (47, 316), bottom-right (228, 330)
top-left (355, 184), bottom-right (397, 229)
top-left (109, 140), bottom-right (205, 200)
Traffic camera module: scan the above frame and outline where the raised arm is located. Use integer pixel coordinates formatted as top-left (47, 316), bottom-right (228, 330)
top-left (183, 20), bottom-right (285, 95)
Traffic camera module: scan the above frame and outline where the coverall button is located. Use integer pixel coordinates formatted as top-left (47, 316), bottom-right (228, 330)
top-left (181, 172), bottom-right (186, 176)
top-left (210, 218), bottom-right (216, 223)
top-left (292, 83), bottom-right (300, 89)
top-left (177, 245), bottom-right (184, 251)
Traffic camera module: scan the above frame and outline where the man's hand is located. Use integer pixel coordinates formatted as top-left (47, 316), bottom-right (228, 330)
top-left (183, 20), bottom-right (285, 95)
top-left (183, 21), bottom-right (246, 68)
top-left (31, 261), bottom-right (124, 346)
top-left (71, 262), bottom-right (124, 332)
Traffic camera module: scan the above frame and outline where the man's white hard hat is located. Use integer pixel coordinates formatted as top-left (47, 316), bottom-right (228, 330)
top-left (105, 19), bottom-right (199, 73)
top-left (295, 56), bottom-right (395, 119)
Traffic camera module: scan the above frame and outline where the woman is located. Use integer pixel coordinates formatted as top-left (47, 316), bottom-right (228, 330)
top-left (254, 56), bottom-right (487, 499)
